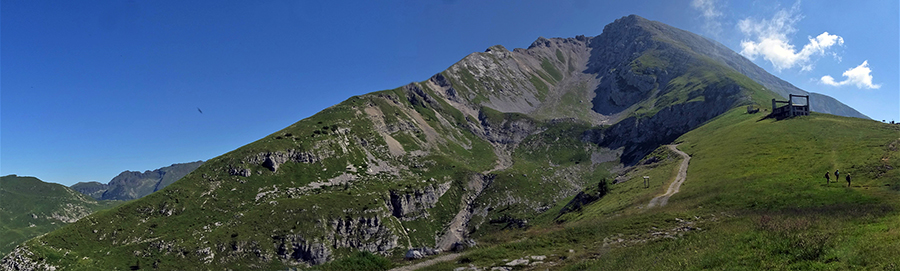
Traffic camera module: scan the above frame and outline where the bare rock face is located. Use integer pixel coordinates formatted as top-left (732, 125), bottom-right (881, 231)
top-left (389, 182), bottom-right (452, 220)
top-left (437, 173), bottom-right (495, 252)
top-left (215, 240), bottom-right (267, 264)
top-left (272, 215), bottom-right (399, 266)
top-left (274, 235), bottom-right (331, 266)
top-left (249, 150), bottom-right (323, 173)
top-left (429, 73), bottom-right (460, 103)
top-left (48, 203), bottom-right (94, 223)
top-left (405, 83), bottom-right (442, 111)
top-left (404, 247), bottom-right (440, 259)
top-left (478, 110), bottom-right (539, 146)
top-left (584, 84), bottom-right (743, 165)
top-left (229, 167), bottom-right (251, 177)
top-left (329, 216), bottom-right (399, 253)
top-left (1, 246), bottom-right (58, 271)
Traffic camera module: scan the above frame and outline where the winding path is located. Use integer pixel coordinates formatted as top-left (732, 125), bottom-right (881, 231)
top-left (388, 253), bottom-right (462, 271)
top-left (648, 144), bottom-right (691, 208)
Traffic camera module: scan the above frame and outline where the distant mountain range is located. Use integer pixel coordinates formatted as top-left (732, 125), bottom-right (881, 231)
top-left (70, 161), bottom-right (203, 201)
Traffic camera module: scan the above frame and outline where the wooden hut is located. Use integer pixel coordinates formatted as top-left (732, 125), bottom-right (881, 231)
top-left (770, 94), bottom-right (809, 119)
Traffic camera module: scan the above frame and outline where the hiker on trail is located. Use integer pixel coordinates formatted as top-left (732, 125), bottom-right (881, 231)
top-left (825, 171), bottom-right (831, 184)
top-left (835, 169), bottom-right (840, 181)
top-left (846, 174), bottom-right (851, 187)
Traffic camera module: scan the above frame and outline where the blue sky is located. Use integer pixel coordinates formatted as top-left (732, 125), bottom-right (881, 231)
top-left (2, 0), bottom-right (897, 186)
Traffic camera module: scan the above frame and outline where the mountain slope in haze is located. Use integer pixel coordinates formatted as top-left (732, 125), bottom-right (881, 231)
top-left (70, 161), bottom-right (203, 201)
top-left (0, 175), bottom-right (121, 257)
top-left (0, 15), bottom-right (874, 270)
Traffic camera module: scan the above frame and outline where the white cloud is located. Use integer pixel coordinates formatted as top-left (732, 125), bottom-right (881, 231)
top-left (737, 3), bottom-right (844, 71)
top-left (820, 75), bottom-right (838, 85)
top-left (691, 0), bottom-right (723, 37)
top-left (692, 0), bottom-right (721, 19)
top-left (820, 61), bottom-right (881, 89)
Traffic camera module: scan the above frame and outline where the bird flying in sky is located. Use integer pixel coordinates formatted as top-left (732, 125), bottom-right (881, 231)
top-left (197, 107), bottom-right (203, 114)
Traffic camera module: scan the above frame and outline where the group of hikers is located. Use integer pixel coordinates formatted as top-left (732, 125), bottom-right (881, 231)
top-left (824, 169), bottom-right (851, 187)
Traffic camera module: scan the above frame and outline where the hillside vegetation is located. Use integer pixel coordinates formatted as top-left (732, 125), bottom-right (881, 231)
top-left (426, 110), bottom-right (900, 270)
top-left (0, 175), bottom-right (121, 257)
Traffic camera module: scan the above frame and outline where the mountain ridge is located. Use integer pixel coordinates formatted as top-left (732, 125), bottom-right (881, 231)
top-left (70, 161), bottom-right (203, 201)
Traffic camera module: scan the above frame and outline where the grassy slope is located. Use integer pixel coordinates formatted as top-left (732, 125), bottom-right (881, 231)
top-left (628, 46), bottom-right (780, 121)
top-left (427, 109), bottom-right (900, 270)
top-left (14, 86), bottom-right (502, 269)
top-left (0, 175), bottom-right (121, 256)
top-left (15, 80), bottom-right (605, 269)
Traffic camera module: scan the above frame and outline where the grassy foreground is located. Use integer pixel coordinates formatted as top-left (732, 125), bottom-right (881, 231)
top-left (415, 108), bottom-right (900, 270)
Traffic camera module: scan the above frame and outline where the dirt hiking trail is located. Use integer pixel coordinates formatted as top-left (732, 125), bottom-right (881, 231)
top-left (388, 253), bottom-right (462, 271)
top-left (648, 144), bottom-right (690, 208)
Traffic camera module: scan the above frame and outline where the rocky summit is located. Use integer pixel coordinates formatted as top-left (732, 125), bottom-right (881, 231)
top-left (1, 15), bottom-right (884, 270)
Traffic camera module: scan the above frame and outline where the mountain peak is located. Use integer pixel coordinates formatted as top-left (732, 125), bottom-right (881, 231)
top-left (604, 14), bottom-right (652, 30)
top-left (528, 36), bottom-right (552, 49)
top-left (484, 44), bottom-right (508, 53)
top-left (618, 14), bottom-right (648, 23)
